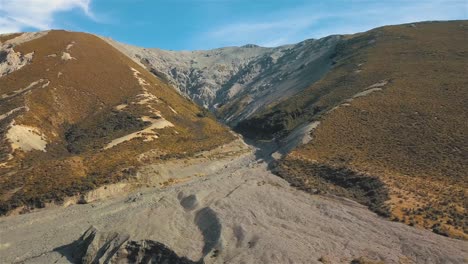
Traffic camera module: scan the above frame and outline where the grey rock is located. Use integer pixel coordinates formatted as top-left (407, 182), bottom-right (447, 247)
top-left (103, 35), bottom-right (340, 125)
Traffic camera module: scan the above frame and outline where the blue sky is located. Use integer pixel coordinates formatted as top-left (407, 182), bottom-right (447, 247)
top-left (0, 0), bottom-right (466, 50)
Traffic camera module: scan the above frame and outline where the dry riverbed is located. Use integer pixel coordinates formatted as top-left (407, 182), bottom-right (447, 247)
top-left (0, 140), bottom-right (466, 264)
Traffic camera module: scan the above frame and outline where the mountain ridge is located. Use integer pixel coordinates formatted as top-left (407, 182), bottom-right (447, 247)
top-left (103, 20), bottom-right (468, 239)
top-left (102, 34), bottom-right (340, 125)
top-left (0, 20), bottom-right (467, 263)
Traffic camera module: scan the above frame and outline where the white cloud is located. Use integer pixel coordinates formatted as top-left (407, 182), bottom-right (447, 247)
top-left (201, 0), bottom-right (467, 48)
top-left (0, 0), bottom-right (93, 33)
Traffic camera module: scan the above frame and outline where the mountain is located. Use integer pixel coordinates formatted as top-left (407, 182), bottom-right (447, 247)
top-left (110, 21), bottom-right (467, 239)
top-left (0, 21), bottom-right (467, 264)
top-left (103, 35), bottom-right (340, 125)
top-left (0, 30), bottom-right (235, 214)
top-left (257, 21), bottom-right (468, 239)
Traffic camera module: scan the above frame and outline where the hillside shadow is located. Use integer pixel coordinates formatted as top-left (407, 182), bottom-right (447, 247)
top-left (243, 138), bottom-right (279, 167)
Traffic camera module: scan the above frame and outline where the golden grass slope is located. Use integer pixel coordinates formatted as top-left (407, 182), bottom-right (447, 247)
top-left (0, 30), bottom-right (234, 214)
top-left (257, 21), bottom-right (467, 239)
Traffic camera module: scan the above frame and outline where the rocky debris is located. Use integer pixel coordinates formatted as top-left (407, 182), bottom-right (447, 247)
top-left (124, 240), bottom-right (201, 264)
top-left (57, 226), bottom-right (201, 264)
top-left (0, 47), bottom-right (34, 77)
top-left (0, 32), bottom-right (48, 77)
top-left (81, 227), bottom-right (130, 263)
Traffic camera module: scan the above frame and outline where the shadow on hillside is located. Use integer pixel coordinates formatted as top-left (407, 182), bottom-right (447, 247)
top-left (242, 136), bottom-right (391, 218)
top-left (243, 138), bottom-right (279, 167)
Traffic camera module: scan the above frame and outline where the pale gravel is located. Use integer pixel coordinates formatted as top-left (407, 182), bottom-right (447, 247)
top-left (0, 142), bottom-right (466, 264)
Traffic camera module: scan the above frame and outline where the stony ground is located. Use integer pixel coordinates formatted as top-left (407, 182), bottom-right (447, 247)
top-left (0, 141), bottom-right (466, 264)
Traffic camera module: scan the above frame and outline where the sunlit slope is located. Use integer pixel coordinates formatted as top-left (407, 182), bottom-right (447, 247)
top-left (240, 21), bottom-right (467, 238)
top-left (0, 30), bottom-right (234, 214)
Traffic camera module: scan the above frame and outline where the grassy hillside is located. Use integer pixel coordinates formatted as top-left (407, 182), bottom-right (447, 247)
top-left (240, 21), bottom-right (468, 238)
top-left (0, 30), bottom-right (235, 214)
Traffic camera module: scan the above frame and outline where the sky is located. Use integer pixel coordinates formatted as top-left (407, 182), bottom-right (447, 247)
top-left (0, 0), bottom-right (466, 50)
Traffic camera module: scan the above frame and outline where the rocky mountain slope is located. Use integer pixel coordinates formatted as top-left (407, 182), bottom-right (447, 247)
top-left (109, 21), bottom-right (467, 239)
top-left (0, 30), bottom-right (234, 215)
top-left (0, 21), bottom-right (467, 264)
top-left (239, 21), bottom-right (468, 239)
top-left (104, 35), bottom-right (340, 125)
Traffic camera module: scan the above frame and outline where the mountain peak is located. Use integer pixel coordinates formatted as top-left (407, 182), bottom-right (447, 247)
top-left (241, 44), bottom-right (261, 48)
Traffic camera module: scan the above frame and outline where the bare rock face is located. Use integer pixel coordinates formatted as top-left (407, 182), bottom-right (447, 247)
top-left (0, 32), bottom-right (48, 77)
top-left (0, 46), bottom-right (34, 77)
top-left (103, 36), bottom-right (340, 125)
top-left (62, 226), bottom-right (201, 264)
top-left (123, 240), bottom-right (200, 264)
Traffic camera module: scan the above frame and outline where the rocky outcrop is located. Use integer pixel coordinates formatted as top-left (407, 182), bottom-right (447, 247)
top-left (57, 226), bottom-right (201, 264)
top-left (0, 32), bottom-right (48, 77)
top-left (0, 47), bottom-right (34, 77)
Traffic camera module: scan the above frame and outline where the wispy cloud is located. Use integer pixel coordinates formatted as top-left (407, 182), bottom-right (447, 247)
top-left (0, 0), bottom-right (94, 33)
top-left (201, 0), bottom-right (467, 48)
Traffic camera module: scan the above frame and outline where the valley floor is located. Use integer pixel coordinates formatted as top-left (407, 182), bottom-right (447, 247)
top-left (0, 140), bottom-right (466, 264)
